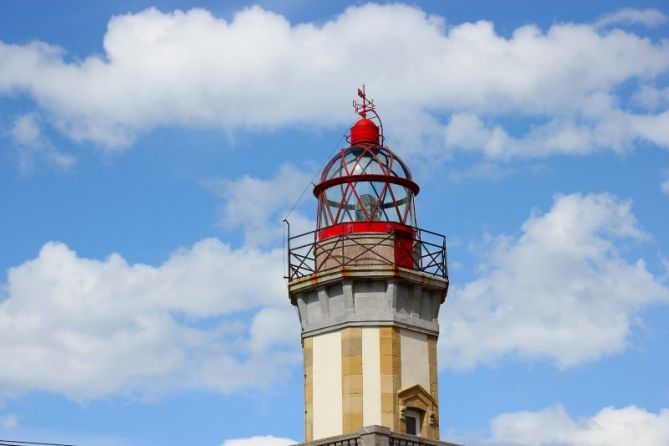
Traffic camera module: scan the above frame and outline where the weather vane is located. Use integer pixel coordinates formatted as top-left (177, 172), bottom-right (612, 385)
top-left (353, 84), bottom-right (375, 118)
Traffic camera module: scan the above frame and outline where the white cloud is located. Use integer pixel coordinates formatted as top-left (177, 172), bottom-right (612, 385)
top-left (10, 113), bottom-right (75, 172)
top-left (486, 405), bottom-right (669, 446)
top-left (595, 8), bottom-right (668, 29)
top-left (220, 436), bottom-right (295, 446)
top-left (662, 169), bottom-right (669, 195)
top-left (441, 101), bottom-right (669, 159)
top-left (0, 414), bottom-right (19, 430)
top-left (629, 111), bottom-right (669, 148)
top-left (0, 238), bottom-right (300, 400)
top-left (249, 307), bottom-right (298, 354)
top-left (207, 163), bottom-right (315, 246)
top-left (440, 193), bottom-right (669, 369)
top-left (631, 84), bottom-right (669, 110)
top-left (443, 113), bottom-right (602, 159)
top-left (0, 4), bottom-right (668, 159)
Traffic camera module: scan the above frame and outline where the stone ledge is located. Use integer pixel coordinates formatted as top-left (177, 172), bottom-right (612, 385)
top-left (301, 319), bottom-right (440, 338)
top-left (288, 266), bottom-right (448, 295)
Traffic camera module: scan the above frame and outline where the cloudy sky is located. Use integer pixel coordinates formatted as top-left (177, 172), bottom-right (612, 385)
top-left (1, 1), bottom-right (668, 445)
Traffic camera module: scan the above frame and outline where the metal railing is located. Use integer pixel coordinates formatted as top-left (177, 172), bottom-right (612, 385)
top-left (286, 225), bottom-right (447, 281)
top-left (290, 426), bottom-right (462, 446)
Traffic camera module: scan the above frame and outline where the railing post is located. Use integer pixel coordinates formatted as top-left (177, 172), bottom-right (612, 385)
top-left (417, 227), bottom-right (423, 272)
top-left (442, 237), bottom-right (447, 278)
top-left (418, 228), bottom-right (423, 271)
top-left (283, 219), bottom-right (291, 279)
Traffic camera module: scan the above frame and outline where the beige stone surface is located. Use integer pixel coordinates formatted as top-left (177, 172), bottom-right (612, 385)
top-left (313, 331), bottom-right (343, 439)
top-left (362, 327), bottom-right (382, 426)
top-left (428, 335), bottom-right (439, 438)
top-left (342, 329), bottom-right (362, 430)
top-left (400, 329), bottom-right (430, 392)
top-left (379, 326), bottom-right (401, 432)
top-left (341, 327), bottom-right (363, 434)
top-left (304, 337), bottom-right (313, 441)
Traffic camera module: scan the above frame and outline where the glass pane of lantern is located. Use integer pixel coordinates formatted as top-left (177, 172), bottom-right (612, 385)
top-left (319, 204), bottom-right (331, 226)
top-left (324, 185), bottom-right (341, 224)
top-left (378, 182), bottom-right (391, 221)
top-left (402, 190), bottom-right (416, 226)
top-left (386, 183), bottom-right (406, 223)
top-left (408, 195), bottom-right (416, 226)
top-left (324, 153), bottom-right (342, 180)
top-left (343, 149), bottom-right (360, 175)
top-left (364, 153), bottom-right (384, 175)
top-left (352, 153), bottom-right (371, 175)
top-left (323, 146), bottom-right (412, 180)
top-left (361, 155), bottom-right (373, 174)
top-left (390, 158), bottom-right (410, 179)
top-left (375, 183), bottom-right (394, 222)
top-left (356, 193), bottom-right (377, 221)
top-left (340, 184), bottom-right (357, 223)
top-left (350, 181), bottom-right (377, 221)
top-left (318, 144), bottom-right (417, 229)
top-left (376, 149), bottom-right (390, 168)
top-left (371, 181), bottom-right (393, 222)
top-left (326, 158), bottom-right (343, 179)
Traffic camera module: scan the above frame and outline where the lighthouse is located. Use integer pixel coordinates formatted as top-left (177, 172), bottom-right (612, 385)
top-left (287, 88), bottom-right (455, 445)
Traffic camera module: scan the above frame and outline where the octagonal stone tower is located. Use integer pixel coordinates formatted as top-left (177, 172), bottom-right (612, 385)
top-left (287, 88), bottom-right (450, 444)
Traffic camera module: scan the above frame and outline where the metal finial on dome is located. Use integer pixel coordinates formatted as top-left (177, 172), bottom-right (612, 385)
top-left (350, 85), bottom-right (384, 145)
top-left (353, 84), bottom-right (375, 118)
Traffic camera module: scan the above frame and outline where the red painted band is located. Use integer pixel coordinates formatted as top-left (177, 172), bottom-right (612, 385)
top-left (317, 222), bottom-right (415, 240)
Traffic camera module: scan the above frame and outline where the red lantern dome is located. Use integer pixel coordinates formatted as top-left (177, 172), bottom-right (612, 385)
top-left (350, 117), bottom-right (380, 144)
top-left (313, 88), bottom-right (419, 241)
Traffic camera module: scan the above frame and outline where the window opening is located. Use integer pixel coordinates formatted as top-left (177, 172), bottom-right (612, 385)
top-left (405, 408), bottom-right (422, 436)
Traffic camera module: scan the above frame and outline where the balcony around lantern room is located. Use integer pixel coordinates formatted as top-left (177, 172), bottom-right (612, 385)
top-left (285, 222), bottom-right (449, 289)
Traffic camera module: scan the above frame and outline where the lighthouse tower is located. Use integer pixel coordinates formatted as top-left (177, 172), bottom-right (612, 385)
top-left (287, 89), bottom-right (452, 445)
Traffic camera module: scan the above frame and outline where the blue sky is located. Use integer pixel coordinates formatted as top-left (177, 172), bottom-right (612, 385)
top-left (1, 1), bottom-right (668, 445)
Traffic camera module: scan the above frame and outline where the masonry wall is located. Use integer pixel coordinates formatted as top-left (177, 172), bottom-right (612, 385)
top-left (305, 325), bottom-right (439, 441)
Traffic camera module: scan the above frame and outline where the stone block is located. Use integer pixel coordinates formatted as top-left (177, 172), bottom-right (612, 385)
top-left (343, 374), bottom-right (363, 394)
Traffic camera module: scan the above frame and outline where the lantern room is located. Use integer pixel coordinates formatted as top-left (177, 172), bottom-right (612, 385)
top-left (314, 91), bottom-right (419, 240)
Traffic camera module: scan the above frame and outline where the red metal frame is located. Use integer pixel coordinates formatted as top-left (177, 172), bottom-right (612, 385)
top-left (313, 174), bottom-right (419, 196)
top-left (314, 88), bottom-right (419, 242)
